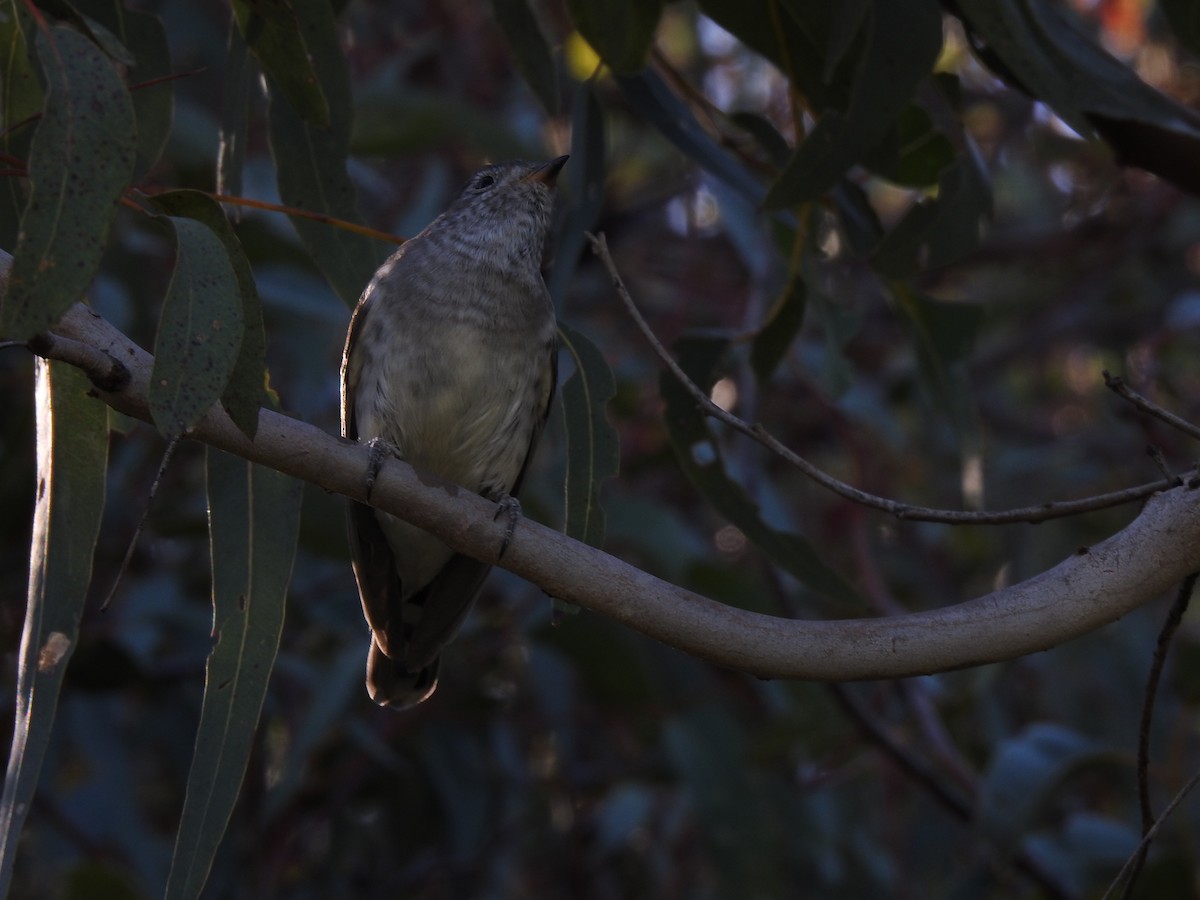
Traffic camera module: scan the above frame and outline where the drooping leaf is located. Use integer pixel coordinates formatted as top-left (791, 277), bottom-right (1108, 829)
top-left (164, 448), bottom-right (302, 900)
top-left (232, 0), bottom-right (330, 128)
top-left (268, 0), bottom-right (383, 307)
top-left (764, 0), bottom-right (944, 209)
top-left (1, 25), bottom-right (135, 340)
top-left (71, 0), bottom-right (174, 177)
top-left (123, 9), bottom-right (174, 178)
top-left (52, 2), bottom-right (136, 65)
top-left (862, 102), bottom-right (957, 188)
top-left (492, 0), bottom-right (558, 114)
top-left (547, 80), bottom-right (606, 303)
top-left (0, 361), bottom-right (108, 896)
top-left (559, 322), bottom-right (619, 548)
top-left (566, 0), bottom-right (662, 74)
top-left (615, 70), bottom-right (765, 205)
top-left (149, 217), bottom-right (245, 440)
top-left (0, 7), bottom-right (39, 252)
top-left (956, 0), bottom-right (1200, 196)
top-left (351, 88), bottom-right (533, 161)
top-left (217, 20), bottom-right (252, 200)
top-left (892, 285), bottom-right (984, 438)
top-left (148, 190), bottom-right (267, 439)
top-left (660, 335), bottom-right (863, 612)
top-left (871, 145), bottom-right (992, 279)
top-left (750, 271), bottom-right (806, 383)
top-left (697, 0), bottom-right (835, 110)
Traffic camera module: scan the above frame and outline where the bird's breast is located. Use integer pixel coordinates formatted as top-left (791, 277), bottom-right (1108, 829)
top-left (353, 301), bottom-right (553, 495)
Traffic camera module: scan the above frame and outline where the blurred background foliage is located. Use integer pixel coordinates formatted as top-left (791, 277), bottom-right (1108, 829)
top-left (3, 0), bottom-right (1200, 897)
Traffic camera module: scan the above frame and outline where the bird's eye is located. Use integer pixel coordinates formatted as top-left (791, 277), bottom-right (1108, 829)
top-left (473, 173), bottom-right (497, 191)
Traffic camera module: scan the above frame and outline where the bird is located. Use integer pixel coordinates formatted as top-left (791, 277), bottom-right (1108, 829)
top-left (341, 156), bottom-right (566, 709)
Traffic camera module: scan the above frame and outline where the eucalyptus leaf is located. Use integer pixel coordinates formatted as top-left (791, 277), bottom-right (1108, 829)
top-left (566, 0), bottom-right (662, 74)
top-left (1, 26), bottom-right (135, 339)
top-left (559, 322), bottom-right (619, 548)
top-left (148, 190), bottom-right (268, 439)
top-left (232, 0), bottom-right (330, 127)
top-left (149, 218), bottom-right (245, 440)
top-left (0, 361), bottom-right (107, 896)
top-left (492, 0), bottom-right (558, 113)
top-left (164, 449), bottom-right (302, 900)
top-left (268, 0), bottom-right (382, 307)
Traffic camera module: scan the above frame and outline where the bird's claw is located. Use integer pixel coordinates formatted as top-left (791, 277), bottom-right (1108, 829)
top-left (492, 494), bottom-right (522, 559)
top-left (365, 437), bottom-right (402, 501)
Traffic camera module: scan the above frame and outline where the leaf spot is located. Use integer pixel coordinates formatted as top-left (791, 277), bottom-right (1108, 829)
top-left (37, 632), bottom-right (72, 673)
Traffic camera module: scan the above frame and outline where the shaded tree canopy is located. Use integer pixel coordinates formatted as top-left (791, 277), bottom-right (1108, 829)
top-left (2, 1), bottom-right (1200, 898)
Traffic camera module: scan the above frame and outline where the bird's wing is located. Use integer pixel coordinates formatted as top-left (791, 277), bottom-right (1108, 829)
top-left (342, 294), bottom-right (406, 657)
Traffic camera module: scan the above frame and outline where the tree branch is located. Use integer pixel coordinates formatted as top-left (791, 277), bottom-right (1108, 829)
top-left (5, 247), bottom-right (1200, 681)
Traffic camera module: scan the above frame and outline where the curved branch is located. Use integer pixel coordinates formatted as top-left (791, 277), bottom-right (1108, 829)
top-left (5, 250), bottom-right (1200, 681)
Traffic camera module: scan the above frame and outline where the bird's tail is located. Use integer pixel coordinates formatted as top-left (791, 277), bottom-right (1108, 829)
top-left (366, 637), bottom-right (440, 709)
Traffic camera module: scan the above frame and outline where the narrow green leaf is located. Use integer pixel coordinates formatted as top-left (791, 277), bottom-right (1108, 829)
top-left (232, 0), bottom-right (330, 127)
top-left (957, 0), bottom-right (1200, 194)
top-left (165, 449), bottom-right (302, 900)
top-left (0, 25), bottom-right (135, 340)
top-left (559, 322), bottom-right (619, 548)
top-left (267, 0), bottom-right (382, 307)
top-left (217, 20), bottom-right (253, 199)
top-left (893, 285), bottom-right (983, 438)
top-left (764, 0), bottom-right (944, 209)
top-left (698, 0), bottom-right (832, 109)
top-left (566, 0), bottom-right (662, 74)
top-left (0, 6), bottom-right (42, 129)
top-left (547, 81), bottom-right (606, 303)
top-left (0, 360), bottom-right (108, 896)
top-left (60, 4), bottom-right (136, 66)
top-left (71, 0), bottom-right (176, 181)
top-left (491, 0), bottom-right (558, 114)
top-left (123, 9), bottom-right (174, 178)
top-left (351, 88), bottom-right (533, 161)
top-left (661, 335), bottom-right (863, 612)
top-left (148, 190), bottom-right (267, 439)
top-left (0, 7), bottom-right (39, 252)
top-left (750, 274), bottom-right (805, 383)
top-left (862, 103), bottom-right (956, 188)
top-left (615, 71), bottom-right (764, 205)
top-left (871, 147), bottom-right (992, 279)
top-left (149, 217), bottom-right (245, 440)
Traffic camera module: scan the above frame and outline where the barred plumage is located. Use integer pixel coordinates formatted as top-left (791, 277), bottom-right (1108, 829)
top-left (341, 157), bottom-right (565, 708)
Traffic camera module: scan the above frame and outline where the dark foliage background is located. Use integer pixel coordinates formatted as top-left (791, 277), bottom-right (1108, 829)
top-left (2, 1), bottom-right (1200, 898)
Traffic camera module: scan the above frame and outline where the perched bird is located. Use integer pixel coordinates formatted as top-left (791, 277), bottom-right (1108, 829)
top-left (341, 156), bottom-right (566, 708)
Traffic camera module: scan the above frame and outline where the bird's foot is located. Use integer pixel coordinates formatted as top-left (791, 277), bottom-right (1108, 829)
top-left (490, 493), bottom-right (522, 559)
top-left (364, 437), bottom-right (403, 501)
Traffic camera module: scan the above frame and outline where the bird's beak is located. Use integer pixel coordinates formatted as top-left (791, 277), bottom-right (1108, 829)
top-left (525, 155), bottom-right (569, 187)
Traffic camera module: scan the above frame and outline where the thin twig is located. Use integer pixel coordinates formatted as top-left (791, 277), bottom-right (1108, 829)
top-left (1104, 767), bottom-right (1200, 900)
top-left (588, 231), bottom-right (1183, 525)
top-left (1105, 371), bottom-right (1200, 442)
top-left (100, 437), bottom-right (182, 611)
top-left (1123, 572), bottom-right (1198, 899)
